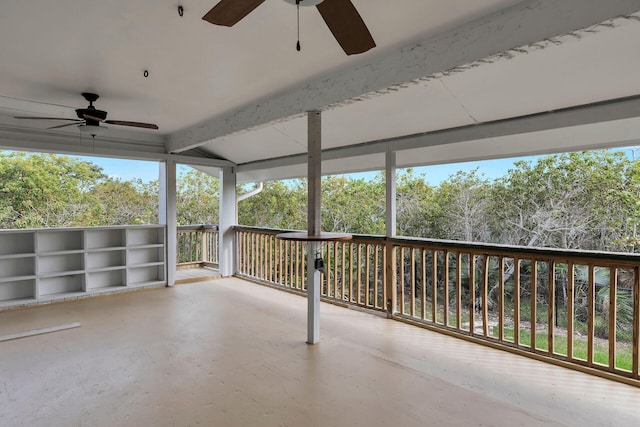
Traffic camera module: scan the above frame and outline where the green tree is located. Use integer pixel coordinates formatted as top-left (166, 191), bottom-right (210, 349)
top-left (176, 168), bottom-right (219, 226)
top-left (0, 152), bottom-right (105, 228)
top-left (88, 178), bottom-right (158, 226)
top-left (490, 151), bottom-right (632, 250)
top-left (396, 169), bottom-right (439, 238)
top-left (321, 174), bottom-right (385, 234)
top-left (238, 179), bottom-right (306, 229)
top-left (433, 169), bottom-right (492, 242)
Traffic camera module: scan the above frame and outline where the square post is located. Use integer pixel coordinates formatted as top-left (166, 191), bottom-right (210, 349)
top-left (307, 110), bottom-right (322, 344)
top-left (385, 149), bottom-right (397, 316)
top-left (219, 166), bottom-right (237, 277)
top-left (159, 159), bottom-right (177, 287)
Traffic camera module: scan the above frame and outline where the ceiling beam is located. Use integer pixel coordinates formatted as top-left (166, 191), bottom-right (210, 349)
top-left (236, 95), bottom-right (640, 174)
top-left (167, 0), bottom-right (640, 154)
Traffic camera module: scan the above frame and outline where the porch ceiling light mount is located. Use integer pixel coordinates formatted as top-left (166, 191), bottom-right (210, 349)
top-left (78, 124), bottom-right (108, 138)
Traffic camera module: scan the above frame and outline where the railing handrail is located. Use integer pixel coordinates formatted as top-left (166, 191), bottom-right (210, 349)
top-left (177, 224), bottom-right (219, 232)
top-left (234, 225), bottom-right (640, 264)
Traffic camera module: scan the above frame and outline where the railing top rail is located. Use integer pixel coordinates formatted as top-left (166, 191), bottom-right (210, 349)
top-left (234, 225), bottom-right (640, 265)
top-left (177, 224), bottom-right (219, 232)
top-left (389, 236), bottom-right (640, 264)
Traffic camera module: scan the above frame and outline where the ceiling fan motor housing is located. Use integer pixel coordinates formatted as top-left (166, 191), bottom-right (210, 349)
top-left (75, 108), bottom-right (107, 123)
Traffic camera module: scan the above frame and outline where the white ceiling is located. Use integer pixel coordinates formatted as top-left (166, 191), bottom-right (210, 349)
top-left (1, 0), bottom-right (640, 183)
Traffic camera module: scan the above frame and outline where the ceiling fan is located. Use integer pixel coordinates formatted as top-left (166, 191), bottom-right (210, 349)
top-left (202, 0), bottom-right (375, 55)
top-left (14, 92), bottom-right (158, 136)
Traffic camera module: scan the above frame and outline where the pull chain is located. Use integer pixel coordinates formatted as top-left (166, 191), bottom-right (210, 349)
top-left (296, 0), bottom-right (301, 51)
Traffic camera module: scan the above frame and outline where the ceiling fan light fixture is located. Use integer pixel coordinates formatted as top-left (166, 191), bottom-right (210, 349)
top-left (282, 0), bottom-right (324, 6)
top-left (78, 124), bottom-right (107, 137)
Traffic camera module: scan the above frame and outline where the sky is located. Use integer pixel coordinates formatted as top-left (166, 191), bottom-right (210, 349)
top-left (75, 155), bottom-right (528, 185)
top-left (5, 146), bottom-right (639, 185)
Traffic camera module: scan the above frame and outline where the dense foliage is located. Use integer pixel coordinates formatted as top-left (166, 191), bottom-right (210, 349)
top-left (2, 150), bottom-right (639, 252)
top-left (0, 152), bottom-right (157, 228)
top-left (237, 150), bottom-right (640, 252)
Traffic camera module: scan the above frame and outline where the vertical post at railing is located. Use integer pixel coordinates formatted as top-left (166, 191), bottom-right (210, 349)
top-left (609, 267), bottom-right (618, 370)
top-left (513, 257), bottom-right (520, 345)
top-left (386, 241), bottom-right (397, 318)
top-left (442, 251), bottom-right (449, 326)
top-left (202, 228), bottom-right (208, 266)
top-left (357, 244), bottom-right (363, 304)
top-left (385, 149), bottom-right (397, 317)
top-left (482, 255), bottom-right (489, 337)
top-left (456, 252), bottom-right (462, 329)
top-left (374, 244), bottom-right (380, 308)
top-left (469, 255), bottom-right (476, 334)
top-left (410, 248), bottom-right (415, 316)
top-left (421, 249), bottom-right (427, 320)
top-left (366, 244), bottom-right (372, 306)
top-left (531, 260), bottom-right (538, 350)
top-left (588, 264), bottom-right (595, 365)
top-left (567, 261), bottom-right (575, 360)
top-left (499, 256), bottom-right (505, 340)
top-left (399, 247), bottom-right (405, 315)
top-left (349, 243), bottom-right (359, 302)
top-left (633, 266), bottom-right (639, 377)
top-left (342, 243), bottom-right (348, 301)
top-left (431, 250), bottom-right (438, 323)
top-left (548, 261), bottom-right (556, 355)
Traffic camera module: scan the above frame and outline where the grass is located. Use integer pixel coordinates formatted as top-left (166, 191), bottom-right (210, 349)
top-left (494, 327), bottom-right (633, 372)
top-left (411, 298), bottom-right (635, 372)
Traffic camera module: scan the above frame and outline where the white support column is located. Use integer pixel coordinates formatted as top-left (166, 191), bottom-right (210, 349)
top-left (307, 240), bottom-right (321, 343)
top-left (385, 149), bottom-right (397, 316)
top-left (385, 149), bottom-right (397, 237)
top-left (307, 110), bottom-right (322, 344)
top-left (159, 160), bottom-right (177, 287)
top-left (219, 166), bottom-right (237, 277)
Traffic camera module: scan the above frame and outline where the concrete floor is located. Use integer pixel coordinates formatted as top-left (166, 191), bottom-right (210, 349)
top-left (175, 267), bottom-right (221, 284)
top-left (1, 278), bottom-right (639, 427)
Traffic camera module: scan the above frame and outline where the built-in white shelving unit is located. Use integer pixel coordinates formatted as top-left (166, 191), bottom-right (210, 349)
top-left (0, 225), bottom-right (166, 309)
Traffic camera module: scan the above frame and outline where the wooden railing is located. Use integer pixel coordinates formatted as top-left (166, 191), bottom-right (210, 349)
top-left (177, 225), bottom-right (219, 268)
top-left (234, 226), bottom-right (640, 387)
top-left (235, 226), bottom-right (387, 311)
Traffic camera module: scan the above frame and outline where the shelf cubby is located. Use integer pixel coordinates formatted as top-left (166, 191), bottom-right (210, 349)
top-left (87, 270), bottom-right (126, 290)
top-left (128, 265), bottom-right (165, 286)
top-left (87, 250), bottom-right (125, 270)
top-left (128, 246), bottom-right (164, 265)
top-left (37, 230), bottom-right (84, 253)
top-left (0, 257), bottom-right (35, 279)
top-left (39, 253), bottom-right (84, 275)
top-left (0, 232), bottom-right (34, 256)
top-left (0, 279), bottom-right (35, 301)
top-left (127, 226), bottom-right (164, 246)
top-left (39, 274), bottom-right (84, 296)
top-left (86, 229), bottom-right (126, 250)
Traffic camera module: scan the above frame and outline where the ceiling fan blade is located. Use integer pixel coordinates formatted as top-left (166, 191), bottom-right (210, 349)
top-left (104, 120), bottom-right (159, 130)
top-left (48, 122), bottom-right (82, 129)
top-left (14, 116), bottom-right (79, 121)
top-left (203, 0), bottom-right (266, 26)
top-left (316, 0), bottom-right (375, 55)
